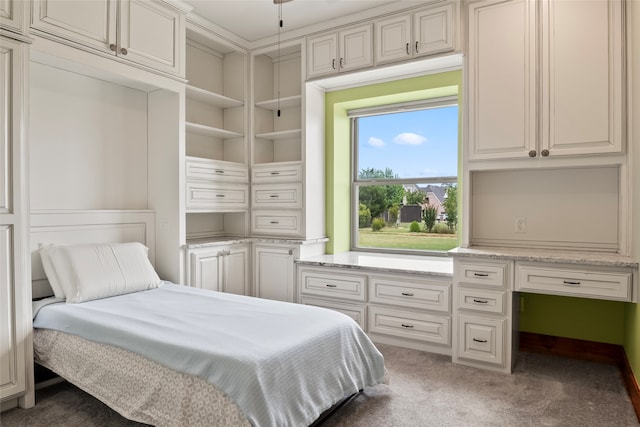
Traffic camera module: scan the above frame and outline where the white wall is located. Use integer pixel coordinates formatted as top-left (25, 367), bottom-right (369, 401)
top-left (30, 62), bottom-right (148, 210)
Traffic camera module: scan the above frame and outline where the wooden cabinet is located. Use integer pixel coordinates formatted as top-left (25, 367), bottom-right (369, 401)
top-left (0, 0), bottom-right (29, 35)
top-left (452, 259), bottom-right (515, 373)
top-left (306, 24), bottom-right (372, 79)
top-left (0, 36), bottom-right (33, 407)
top-left (466, 0), bottom-right (624, 161)
top-left (253, 244), bottom-right (295, 302)
top-left (375, 2), bottom-right (455, 65)
top-left (187, 244), bottom-right (250, 296)
top-left (31, 0), bottom-right (187, 76)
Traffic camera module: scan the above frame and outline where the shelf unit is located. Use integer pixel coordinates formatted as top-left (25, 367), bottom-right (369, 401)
top-left (185, 26), bottom-right (249, 241)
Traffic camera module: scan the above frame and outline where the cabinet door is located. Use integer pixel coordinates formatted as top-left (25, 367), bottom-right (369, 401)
top-left (338, 24), bottom-right (372, 72)
top-left (222, 246), bottom-right (250, 296)
top-left (189, 249), bottom-right (222, 291)
top-left (119, 0), bottom-right (184, 76)
top-left (414, 3), bottom-right (455, 58)
top-left (31, 0), bottom-right (117, 53)
top-left (254, 245), bottom-right (294, 302)
top-left (0, 0), bottom-right (28, 34)
top-left (375, 14), bottom-right (412, 65)
top-left (467, 0), bottom-right (537, 160)
top-left (306, 32), bottom-right (337, 78)
top-left (540, 0), bottom-right (623, 156)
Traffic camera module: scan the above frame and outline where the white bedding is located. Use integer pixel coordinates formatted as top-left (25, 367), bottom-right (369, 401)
top-left (33, 283), bottom-right (386, 427)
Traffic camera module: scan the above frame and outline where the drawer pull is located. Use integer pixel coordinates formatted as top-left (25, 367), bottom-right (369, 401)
top-left (401, 323), bottom-right (414, 328)
top-left (269, 195), bottom-right (279, 198)
top-left (216, 194), bottom-right (225, 198)
top-left (472, 299), bottom-right (488, 304)
top-left (270, 221), bottom-right (279, 224)
top-left (472, 338), bottom-right (488, 343)
top-left (214, 170), bottom-right (224, 174)
top-left (401, 292), bottom-right (414, 297)
top-left (473, 273), bottom-right (489, 277)
top-left (325, 284), bottom-right (337, 288)
top-left (270, 171), bottom-right (280, 175)
top-left (563, 280), bottom-right (581, 286)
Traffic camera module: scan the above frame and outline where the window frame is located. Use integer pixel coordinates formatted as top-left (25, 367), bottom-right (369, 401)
top-left (350, 96), bottom-right (459, 256)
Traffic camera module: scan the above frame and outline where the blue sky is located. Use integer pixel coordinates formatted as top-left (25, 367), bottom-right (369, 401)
top-left (357, 106), bottom-right (458, 179)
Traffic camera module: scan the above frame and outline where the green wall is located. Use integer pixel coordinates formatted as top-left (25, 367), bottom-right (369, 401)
top-left (324, 70), bottom-right (463, 254)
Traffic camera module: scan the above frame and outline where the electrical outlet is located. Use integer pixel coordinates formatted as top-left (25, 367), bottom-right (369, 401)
top-left (515, 217), bottom-right (527, 233)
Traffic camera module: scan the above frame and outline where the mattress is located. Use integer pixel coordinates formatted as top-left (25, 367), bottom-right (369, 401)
top-left (33, 283), bottom-right (386, 426)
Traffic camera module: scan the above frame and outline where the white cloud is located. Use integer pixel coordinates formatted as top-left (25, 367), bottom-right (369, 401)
top-left (367, 137), bottom-right (385, 147)
top-left (393, 132), bottom-right (427, 145)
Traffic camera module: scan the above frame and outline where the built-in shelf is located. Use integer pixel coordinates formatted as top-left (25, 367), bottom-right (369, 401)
top-left (255, 95), bottom-right (302, 111)
top-left (255, 129), bottom-right (302, 141)
top-left (186, 85), bottom-right (244, 108)
top-left (186, 122), bottom-right (244, 139)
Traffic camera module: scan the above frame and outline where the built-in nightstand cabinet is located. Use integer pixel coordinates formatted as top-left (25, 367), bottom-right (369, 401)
top-left (374, 2), bottom-right (456, 65)
top-left (184, 27), bottom-right (248, 240)
top-left (187, 244), bottom-right (250, 296)
top-left (0, 0), bottom-right (28, 35)
top-left (368, 274), bottom-right (452, 355)
top-left (452, 259), bottom-right (516, 373)
top-left (466, 0), bottom-right (624, 161)
top-left (306, 24), bottom-right (373, 79)
top-left (298, 267), bottom-right (368, 329)
top-left (0, 36), bottom-right (33, 407)
top-left (31, 0), bottom-right (189, 77)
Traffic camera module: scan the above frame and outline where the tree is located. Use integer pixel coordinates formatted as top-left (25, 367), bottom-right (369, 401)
top-left (404, 189), bottom-right (425, 205)
top-left (423, 204), bottom-right (438, 232)
top-left (358, 168), bottom-right (404, 218)
top-left (358, 203), bottom-right (371, 228)
top-left (388, 205), bottom-right (399, 226)
top-left (443, 185), bottom-right (458, 231)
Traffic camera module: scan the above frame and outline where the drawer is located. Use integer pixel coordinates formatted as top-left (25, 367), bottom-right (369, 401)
top-left (369, 306), bottom-right (450, 346)
top-left (251, 211), bottom-right (302, 236)
top-left (251, 162), bottom-right (302, 183)
top-left (369, 274), bottom-right (450, 313)
top-left (300, 296), bottom-right (367, 330)
top-left (186, 182), bottom-right (248, 211)
top-left (516, 264), bottom-right (632, 301)
top-left (457, 287), bottom-right (506, 315)
top-left (457, 314), bottom-right (505, 366)
top-left (454, 260), bottom-right (511, 289)
top-left (185, 157), bottom-right (248, 183)
top-left (251, 183), bottom-right (302, 209)
top-left (299, 268), bottom-right (367, 302)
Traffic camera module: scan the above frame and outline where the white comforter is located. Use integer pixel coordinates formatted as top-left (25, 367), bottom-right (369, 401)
top-left (33, 283), bottom-right (386, 427)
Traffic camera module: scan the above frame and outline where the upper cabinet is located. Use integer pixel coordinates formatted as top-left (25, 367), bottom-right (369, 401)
top-left (306, 24), bottom-right (373, 79)
top-left (0, 0), bottom-right (29, 35)
top-left (466, 0), bottom-right (624, 161)
top-left (31, 0), bottom-right (188, 77)
top-left (375, 2), bottom-right (456, 66)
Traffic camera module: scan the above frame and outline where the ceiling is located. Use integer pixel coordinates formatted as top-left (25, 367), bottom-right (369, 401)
top-left (185, 0), bottom-right (416, 43)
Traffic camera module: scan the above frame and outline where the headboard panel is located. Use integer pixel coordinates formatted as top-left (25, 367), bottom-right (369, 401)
top-left (30, 210), bottom-right (156, 299)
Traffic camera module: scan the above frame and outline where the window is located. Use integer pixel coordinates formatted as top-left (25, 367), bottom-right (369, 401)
top-left (351, 97), bottom-right (459, 253)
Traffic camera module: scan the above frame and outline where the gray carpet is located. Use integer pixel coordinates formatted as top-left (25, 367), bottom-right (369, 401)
top-left (2, 344), bottom-right (638, 427)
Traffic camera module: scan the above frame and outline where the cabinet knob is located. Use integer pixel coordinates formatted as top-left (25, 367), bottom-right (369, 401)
top-left (109, 44), bottom-right (117, 52)
top-left (528, 150), bottom-right (537, 157)
top-left (288, 249), bottom-right (293, 256)
top-left (540, 149), bottom-right (550, 157)
top-left (120, 47), bottom-right (128, 55)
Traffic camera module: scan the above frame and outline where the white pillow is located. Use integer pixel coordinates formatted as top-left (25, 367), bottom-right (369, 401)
top-left (47, 242), bottom-right (161, 303)
top-left (39, 245), bottom-right (67, 299)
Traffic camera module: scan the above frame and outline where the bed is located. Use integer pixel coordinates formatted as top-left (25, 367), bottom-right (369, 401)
top-left (30, 211), bottom-right (387, 427)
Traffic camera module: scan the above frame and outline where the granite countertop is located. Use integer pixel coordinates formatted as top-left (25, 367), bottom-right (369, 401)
top-left (448, 246), bottom-right (639, 269)
top-left (295, 251), bottom-right (453, 277)
top-left (185, 236), bottom-right (329, 249)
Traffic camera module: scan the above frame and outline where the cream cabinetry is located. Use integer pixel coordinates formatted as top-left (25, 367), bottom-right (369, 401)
top-left (306, 24), bottom-right (372, 79)
top-left (0, 36), bottom-right (33, 407)
top-left (375, 2), bottom-right (456, 65)
top-left (31, 0), bottom-right (188, 77)
top-left (0, 0), bottom-right (28, 35)
top-left (452, 259), bottom-right (516, 373)
top-left (184, 26), bottom-right (248, 241)
top-left (253, 244), bottom-right (296, 302)
top-left (187, 244), bottom-right (250, 296)
top-left (466, 0), bottom-right (624, 161)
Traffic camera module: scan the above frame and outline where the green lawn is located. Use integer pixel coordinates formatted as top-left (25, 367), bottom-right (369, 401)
top-left (358, 223), bottom-right (458, 251)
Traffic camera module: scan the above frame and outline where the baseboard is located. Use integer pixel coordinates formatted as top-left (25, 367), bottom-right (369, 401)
top-left (520, 332), bottom-right (639, 422)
